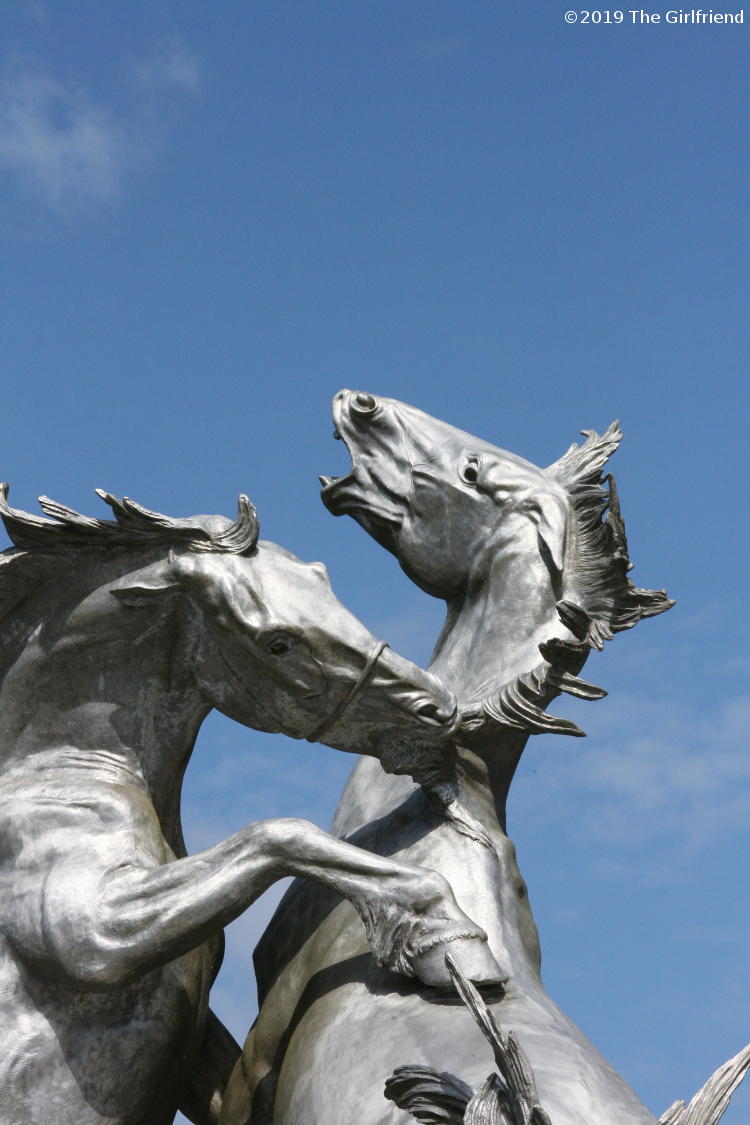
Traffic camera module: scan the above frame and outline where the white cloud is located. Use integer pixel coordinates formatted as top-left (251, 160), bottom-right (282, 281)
top-left (0, 40), bottom-right (201, 214)
top-left (125, 37), bottom-right (202, 96)
top-left (0, 56), bottom-right (119, 208)
top-left (512, 692), bottom-right (750, 861)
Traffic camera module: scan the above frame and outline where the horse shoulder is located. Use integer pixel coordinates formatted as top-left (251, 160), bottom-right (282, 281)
top-left (0, 776), bottom-right (170, 986)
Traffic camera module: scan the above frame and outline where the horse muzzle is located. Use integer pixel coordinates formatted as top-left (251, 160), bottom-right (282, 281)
top-left (411, 694), bottom-right (460, 737)
top-left (320, 391), bottom-right (409, 533)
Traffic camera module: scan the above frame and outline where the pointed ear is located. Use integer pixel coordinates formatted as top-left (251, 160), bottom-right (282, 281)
top-left (110, 558), bottom-right (182, 608)
top-left (521, 492), bottom-right (568, 580)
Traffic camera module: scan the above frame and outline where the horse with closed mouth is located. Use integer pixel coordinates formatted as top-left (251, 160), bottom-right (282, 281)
top-left (0, 483), bottom-right (496, 1125)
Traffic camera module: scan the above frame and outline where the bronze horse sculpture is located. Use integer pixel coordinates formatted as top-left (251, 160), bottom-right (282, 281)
top-left (223, 393), bottom-right (748, 1125)
top-left (0, 484), bottom-right (501, 1125)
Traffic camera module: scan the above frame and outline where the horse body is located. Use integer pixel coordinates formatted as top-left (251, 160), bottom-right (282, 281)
top-left (0, 556), bottom-right (214, 1124)
top-left (0, 490), bottom-right (492, 1125)
top-left (227, 393), bottom-right (672, 1125)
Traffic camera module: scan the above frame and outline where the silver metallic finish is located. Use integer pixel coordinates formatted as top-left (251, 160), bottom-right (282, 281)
top-left (225, 393), bottom-right (681, 1125)
top-left (0, 486), bottom-right (498, 1125)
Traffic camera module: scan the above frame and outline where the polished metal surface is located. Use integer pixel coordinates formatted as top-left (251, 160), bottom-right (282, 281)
top-left (3, 399), bottom-right (745, 1125)
top-left (225, 393), bottom-right (681, 1125)
top-left (0, 486), bottom-right (497, 1125)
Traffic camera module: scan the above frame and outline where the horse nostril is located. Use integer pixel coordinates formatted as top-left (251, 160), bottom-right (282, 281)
top-left (416, 702), bottom-right (444, 724)
top-left (350, 391), bottom-right (378, 418)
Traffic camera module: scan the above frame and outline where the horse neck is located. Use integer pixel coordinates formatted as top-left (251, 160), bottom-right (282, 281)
top-left (432, 533), bottom-right (563, 696)
top-left (329, 732), bottom-right (542, 979)
top-left (330, 730), bottom-right (528, 841)
top-left (326, 542), bottom-right (557, 980)
top-left (333, 533), bottom-right (561, 836)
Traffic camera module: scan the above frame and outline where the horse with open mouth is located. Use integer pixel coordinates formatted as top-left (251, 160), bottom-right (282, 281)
top-left (222, 392), bottom-right (696, 1125)
top-left (0, 483), bottom-right (498, 1125)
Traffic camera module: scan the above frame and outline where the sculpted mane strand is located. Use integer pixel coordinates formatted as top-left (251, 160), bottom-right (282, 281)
top-left (0, 483), bottom-right (259, 556)
top-left (545, 424), bottom-right (674, 648)
top-left (0, 485), bottom-right (261, 654)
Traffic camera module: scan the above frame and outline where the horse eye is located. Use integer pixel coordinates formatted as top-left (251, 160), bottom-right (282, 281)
top-left (461, 458), bottom-right (480, 485)
top-left (267, 636), bottom-right (293, 656)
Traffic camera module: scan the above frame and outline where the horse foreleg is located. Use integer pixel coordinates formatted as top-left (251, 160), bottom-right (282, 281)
top-left (264, 819), bottom-right (504, 987)
top-left (17, 817), bottom-right (500, 992)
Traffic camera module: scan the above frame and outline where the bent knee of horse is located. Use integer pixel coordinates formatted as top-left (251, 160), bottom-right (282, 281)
top-left (258, 817), bottom-right (317, 861)
top-left (65, 959), bottom-right (135, 992)
top-left (20, 943), bottom-right (138, 993)
top-left (6, 918), bottom-right (137, 992)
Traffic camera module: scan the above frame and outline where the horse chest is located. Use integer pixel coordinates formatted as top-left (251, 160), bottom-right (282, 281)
top-left (0, 935), bottom-right (212, 1125)
top-left (272, 979), bottom-right (657, 1125)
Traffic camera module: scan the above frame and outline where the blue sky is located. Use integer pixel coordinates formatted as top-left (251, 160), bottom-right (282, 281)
top-left (1, 1), bottom-right (748, 1120)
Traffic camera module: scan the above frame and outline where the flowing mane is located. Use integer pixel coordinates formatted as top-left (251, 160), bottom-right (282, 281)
top-left (0, 484), bottom-right (260, 633)
top-left (0, 484), bottom-right (259, 556)
top-left (468, 422), bottom-right (674, 741)
top-left (546, 422), bottom-right (674, 650)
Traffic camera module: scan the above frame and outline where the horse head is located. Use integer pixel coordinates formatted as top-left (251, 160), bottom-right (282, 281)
top-left (323, 390), bottom-right (672, 640)
top-left (0, 485), bottom-right (459, 762)
top-left (321, 390), bottom-right (673, 737)
top-left (114, 538), bottom-right (459, 756)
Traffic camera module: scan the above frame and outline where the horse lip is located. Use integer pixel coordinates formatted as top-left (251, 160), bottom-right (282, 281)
top-left (319, 474), bottom-right (344, 492)
top-left (321, 396), bottom-right (403, 533)
top-left (320, 472), bottom-right (360, 513)
top-left (321, 473), bottom-right (404, 536)
top-left (320, 399), bottom-right (362, 512)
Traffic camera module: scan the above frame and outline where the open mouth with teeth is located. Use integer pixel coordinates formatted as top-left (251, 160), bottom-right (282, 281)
top-left (318, 393), bottom-right (403, 544)
top-left (318, 395), bottom-right (364, 515)
top-left (318, 433), bottom-right (358, 514)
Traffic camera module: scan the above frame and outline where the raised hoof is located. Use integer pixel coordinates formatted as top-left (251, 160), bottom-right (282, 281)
top-left (412, 937), bottom-right (506, 990)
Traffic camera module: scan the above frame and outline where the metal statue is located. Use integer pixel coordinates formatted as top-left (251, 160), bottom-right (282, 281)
top-left (0, 484), bottom-right (499, 1125)
top-left (223, 393), bottom-right (748, 1125)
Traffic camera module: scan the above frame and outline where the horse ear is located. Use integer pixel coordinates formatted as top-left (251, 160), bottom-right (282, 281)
top-left (111, 556), bottom-right (182, 608)
top-left (522, 493), bottom-right (568, 580)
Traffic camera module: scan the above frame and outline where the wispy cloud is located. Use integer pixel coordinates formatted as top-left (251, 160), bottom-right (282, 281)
top-left (125, 37), bottom-right (202, 97)
top-left (27, 3), bottom-right (48, 27)
top-left (512, 692), bottom-right (750, 864)
top-left (0, 56), bottom-right (119, 209)
top-left (0, 39), bottom-right (201, 215)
